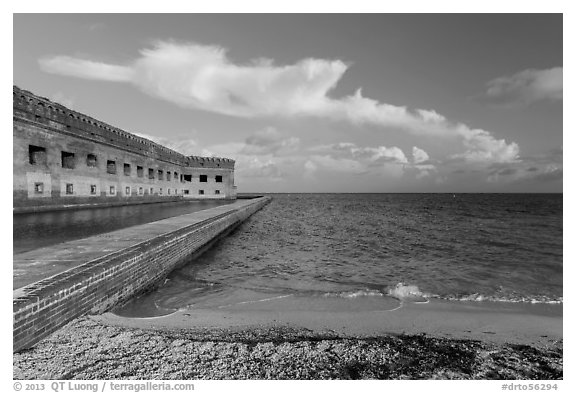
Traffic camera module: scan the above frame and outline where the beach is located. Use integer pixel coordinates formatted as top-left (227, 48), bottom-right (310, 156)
top-left (13, 296), bottom-right (562, 379)
top-left (13, 194), bottom-right (563, 380)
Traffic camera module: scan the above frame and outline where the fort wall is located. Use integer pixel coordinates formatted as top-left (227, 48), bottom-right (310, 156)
top-left (13, 196), bottom-right (271, 352)
top-left (14, 86), bottom-right (237, 213)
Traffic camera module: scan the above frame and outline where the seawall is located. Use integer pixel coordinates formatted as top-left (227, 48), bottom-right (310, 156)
top-left (13, 196), bottom-right (270, 352)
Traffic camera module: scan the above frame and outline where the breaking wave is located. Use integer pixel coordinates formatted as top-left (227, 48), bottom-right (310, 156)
top-left (324, 283), bottom-right (562, 305)
top-left (322, 289), bottom-right (384, 298)
top-left (387, 283), bottom-right (429, 303)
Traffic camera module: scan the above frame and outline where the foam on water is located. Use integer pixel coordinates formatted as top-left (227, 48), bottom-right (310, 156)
top-left (442, 293), bottom-right (563, 304)
top-left (385, 282), bottom-right (562, 304)
top-left (387, 283), bottom-right (429, 303)
top-left (322, 289), bottom-right (384, 298)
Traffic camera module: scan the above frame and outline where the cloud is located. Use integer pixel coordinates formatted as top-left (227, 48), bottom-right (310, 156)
top-left (200, 127), bottom-right (298, 159)
top-left (452, 127), bottom-right (519, 163)
top-left (412, 146), bottom-right (430, 164)
top-left (307, 155), bottom-right (368, 174)
top-left (39, 41), bottom-right (519, 164)
top-left (200, 128), bottom-right (298, 182)
top-left (484, 147), bottom-right (562, 184)
top-left (39, 56), bottom-right (134, 82)
top-left (410, 146), bottom-right (436, 178)
top-left (310, 142), bottom-right (408, 164)
top-left (242, 127), bottom-right (300, 155)
top-left (306, 142), bottom-right (415, 178)
top-left (480, 67), bottom-right (562, 105)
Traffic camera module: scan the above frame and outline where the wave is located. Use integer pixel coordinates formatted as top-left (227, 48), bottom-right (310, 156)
top-left (387, 283), bottom-right (429, 302)
top-left (439, 293), bottom-right (563, 304)
top-left (322, 283), bottom-right (562, 305)
top-left (322, 289), bottom-right (384, 299)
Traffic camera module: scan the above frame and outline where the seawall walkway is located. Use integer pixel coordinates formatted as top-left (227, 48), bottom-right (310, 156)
top-left (13, 196), bottom-right (270, 352)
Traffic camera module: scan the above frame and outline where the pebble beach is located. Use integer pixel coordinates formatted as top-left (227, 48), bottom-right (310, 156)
top-left (13, 315), bottom-right (562, 380)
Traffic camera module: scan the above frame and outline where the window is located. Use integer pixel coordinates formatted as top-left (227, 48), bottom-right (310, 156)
top-left (174, 172), bottom-right (178, 181)
top-left (61, 151), bottom-right (75, 169)
top-left (184, 189), bottom-right (189, 195)
top-left (109, 186), bottom-right (116, 195)
top-left (150, 187), bottom-right (154, 195)
top-left (199, 189), bottom-right (205, 195)
top-left (29, 145), bottom-right (47, 165)
top-left (215, 175), bottom-right (223, 183)
top-left (148, 168), bottom-right (155, 179)
top-left (124, 163), bottom-right (131, 176)
top-left (158, 170), bottom-right (164, 180)
top-left (139, 187), bottom-right (143, 195)
top-left (168, 189), bottom-right (171, 195)
top-left (34, 182), bottom-right (43, 194)
top-left (167, 171), bottom-right (171, 181)
top-left (86, 154), bottom-right (97, 167)
top-left (107, 160), bottom-right (116, 174)
top-left (199, 175), bottom-right (208, 183)
top-left (159, 188), bottom-right (163, 195)
top-left (215, 190), bottom-right (220, 195)
top-left (66, 183), bottom-right (73, 195)
top-left (125, 186), bottom-right (131, 195)
top-left (137, 166), bottom-right (144, 178)
top-left (183, 174), bottom-right (192, 182)
top-left (90, 185), bottom-right (97, 195)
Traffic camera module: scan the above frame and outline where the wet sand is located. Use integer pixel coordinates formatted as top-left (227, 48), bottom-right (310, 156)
top-left (104, 295), bottom-right (562, 346)
top-left (13, 297), bottom-right (562, 379)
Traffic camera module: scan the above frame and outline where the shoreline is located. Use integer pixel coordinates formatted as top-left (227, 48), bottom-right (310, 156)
top-left (14, 298), bottom-right (563, 380)
top-left (108, 292), bottom-right (563, 346)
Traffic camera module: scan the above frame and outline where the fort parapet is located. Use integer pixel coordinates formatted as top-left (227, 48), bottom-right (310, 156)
top-left (13, 86), bottom-right (237, 213)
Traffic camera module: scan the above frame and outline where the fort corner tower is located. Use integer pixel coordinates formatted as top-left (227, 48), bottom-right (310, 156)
top-left (13, 86), bottom-right (237, 213)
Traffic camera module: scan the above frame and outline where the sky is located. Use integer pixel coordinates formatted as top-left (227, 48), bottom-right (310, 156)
top-left (13, 14), bottom-right (563, 193)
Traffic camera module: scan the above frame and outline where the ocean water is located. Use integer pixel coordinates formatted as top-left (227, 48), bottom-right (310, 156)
top-left (114, 193), bottom-right (563, 317)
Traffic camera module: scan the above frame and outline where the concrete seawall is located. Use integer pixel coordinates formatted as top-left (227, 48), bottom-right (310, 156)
top-left (13, 196), bottom-right (271, 352)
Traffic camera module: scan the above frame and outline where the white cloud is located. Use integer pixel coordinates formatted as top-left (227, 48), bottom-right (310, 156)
top-left (305, 142), bottom-right (409, 178)
top-left (310, 142), bottom-right (408, 164)
top-left (481, 67), bottom-right (562, 105)
top-left (39, 56), bottom-right (134, 82)
top-left (410, 146), bottom-right (436, 178)
top-left (39, 41), bottom-right (519, 165)
top-left (453, 127), bottom-right (519, 163)
top-left (412, 146), bottom-right (430, 164)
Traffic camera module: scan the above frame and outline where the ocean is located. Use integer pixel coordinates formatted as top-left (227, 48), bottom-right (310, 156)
top-left (114, 193), bottom-right (563, 317)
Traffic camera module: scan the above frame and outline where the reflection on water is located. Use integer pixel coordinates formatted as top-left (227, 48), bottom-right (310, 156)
top-left (13, 200), bottom-right (235, 254)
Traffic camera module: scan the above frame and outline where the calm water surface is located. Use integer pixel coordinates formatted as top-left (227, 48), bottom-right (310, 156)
top-left (13, 200), bottom-right (235, 255)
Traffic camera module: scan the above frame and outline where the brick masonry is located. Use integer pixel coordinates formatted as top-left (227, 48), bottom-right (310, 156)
top-left (14, 85), bottom-right (237, 213)
top-left (13, 196), bottom-right (271, 352)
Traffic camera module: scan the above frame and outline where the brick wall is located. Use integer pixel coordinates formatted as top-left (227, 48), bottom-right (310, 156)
top-left (13, 85), bottom-right (237, 212)
top-left (13, 196), bottom-right (270, 352)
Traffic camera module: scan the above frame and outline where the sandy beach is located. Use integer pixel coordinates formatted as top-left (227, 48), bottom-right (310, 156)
top-left (13, 297), bottom-right (562, 379)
